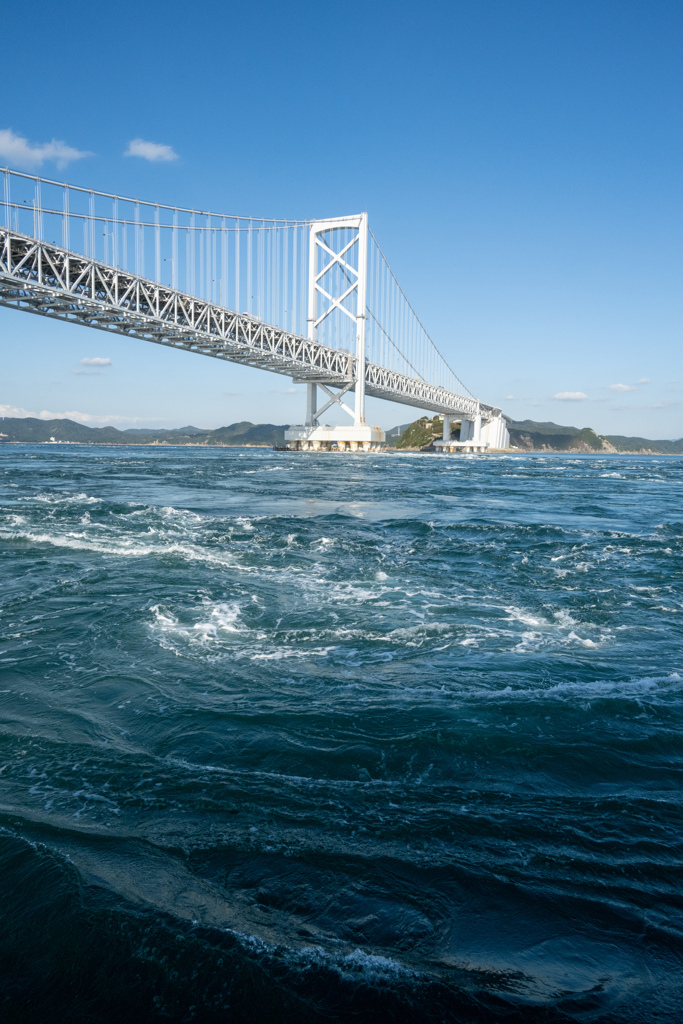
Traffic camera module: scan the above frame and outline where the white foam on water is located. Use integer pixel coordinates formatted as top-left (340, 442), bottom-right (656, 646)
top-left (249, 645), bottom-right (335, 661)
top-left (193, 602), bottom-right (242, 640)
top-left (478, 672), bottom-right (683, 705)
top-left (329, 582), bottom-right (394, 604)
top-left (149, 604), bottom-right (178, 627)
top-left (0, 526), bottom-right (240, 569)
top-left (387, 621), bottom-right (452, 640)
top-left (552, 609), bottom-right (577, 627)
top-left (150, 600), bottom-right (245, 649)
top-left (223, 927), bottom-right (414, 981)
top-left (504, 606), bottom-right (544, 627)
top-left (160, 505), bottom-right (203, 523)
top-left (21, 492), bottom-right (103, 505)
top-left (566, 630), bottom-right (598, 648)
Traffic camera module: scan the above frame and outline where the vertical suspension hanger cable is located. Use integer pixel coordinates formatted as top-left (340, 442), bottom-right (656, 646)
top-left (292, 224), bottom-right (297, 334)
top-left (112, 196), bottom-right (118, 268)
top-left (173, 209), bottom-right (178, 290)
top-left (212, 218), bottom-right (217, 303)
top-left (235, 216), bottom-right (240, 311)
top-left (207, 215), bottom-right (211, 300)
top-left (2, 169), bottom-right (8, 229)
top-left (134, 202), bottom-right (140, 275)
top-left (302, 223), bottom-right (306, 337)
top-left (220, 217), bottom-right (227, 306)
top-left (199, 218), bottom-right (205, 300)
top-left (276, 223), bottom-right (280, 327)
top-left (155, 206), bottom-right (161, 283)
top-left (89, 189), bottom-right (95, 260)
top-left (247, 219), bottom-right (252, 315)
top-left (212, 218), bottom-right (216, 303)
top-left (269, 224), bottom-right (274, 324)
top-left (32, 178), bottom-right (38, 241)
top-left (63, 184), bottom-right (70, 251)
top-left (284, 224), bottom-right (289, 332)
top-left (192, 213), bottom-right (197, 295)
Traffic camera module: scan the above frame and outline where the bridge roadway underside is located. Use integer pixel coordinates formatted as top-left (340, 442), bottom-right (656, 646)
top-left (0, 229), bottom-right (498, 421)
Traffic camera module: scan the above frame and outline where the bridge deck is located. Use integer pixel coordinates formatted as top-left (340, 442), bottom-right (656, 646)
top-left (0, 229), bottom-right (497, 420)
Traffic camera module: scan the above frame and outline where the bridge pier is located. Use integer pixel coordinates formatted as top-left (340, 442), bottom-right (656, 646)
top-left (283, 423), bottom-right (385, 451)
top-left (433, 413), bottom-right (510, 452)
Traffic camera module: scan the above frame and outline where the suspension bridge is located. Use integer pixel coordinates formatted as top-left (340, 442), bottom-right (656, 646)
top-left (0, 168), bottom-right (509, 452)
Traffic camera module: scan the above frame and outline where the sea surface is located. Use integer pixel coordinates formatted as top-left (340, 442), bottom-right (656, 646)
top-left (0, 445), bottom-right (681, 1023)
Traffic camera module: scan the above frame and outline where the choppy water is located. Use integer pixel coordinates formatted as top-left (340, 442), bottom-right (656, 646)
top-left (0, 445), bottom-right (681, 1023)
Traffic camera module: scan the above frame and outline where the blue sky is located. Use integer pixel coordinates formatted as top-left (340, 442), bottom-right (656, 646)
top-left (1, 0), bottom-right (681, 437)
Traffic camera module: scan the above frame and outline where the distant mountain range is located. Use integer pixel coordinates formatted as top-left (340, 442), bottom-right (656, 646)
top-left (508, 419), bottom-right (683, 454)
top-left (0, 415), bottom-right (680, 453)
top-left (0, 418), bottom-right (289, 447)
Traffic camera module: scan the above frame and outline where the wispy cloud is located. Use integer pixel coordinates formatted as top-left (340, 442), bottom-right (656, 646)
top-left (610, 379), bottom-right (650, 392)
top-left (0, 128), bottom-right (91, 170)
top-left (73, 357), bottom-right (112, 376)
top-left (124, 138), bottom-right (178, 162)
top-left (554, 391), bottom-right (587, 401)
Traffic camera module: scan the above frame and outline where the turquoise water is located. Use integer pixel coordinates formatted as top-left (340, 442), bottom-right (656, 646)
top-left (0, 445), bottom-right (681, 1023)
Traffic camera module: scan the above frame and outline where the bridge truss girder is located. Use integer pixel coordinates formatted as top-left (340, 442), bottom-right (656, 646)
top-left (0, 229), bottom-right (498, 421)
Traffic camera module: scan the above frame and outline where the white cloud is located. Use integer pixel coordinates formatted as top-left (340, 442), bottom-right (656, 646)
top-left (554, 391), bottom-right (587, 401)
top-left (610, 383), bottom-right (636, 392)
top-left (80, 357), bottom-right (111, 366)
top-left (0, 403), bottom-right (144, 425)
top-left (124, 138), bottom-right (178, 162)
top-left (637, 378), bottom-right (650, 385)
top-left (0, 128), bottom-right (91, 170)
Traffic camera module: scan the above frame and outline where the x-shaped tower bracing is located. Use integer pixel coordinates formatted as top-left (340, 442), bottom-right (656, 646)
top-left (306, 214), bottom-right (368, 427)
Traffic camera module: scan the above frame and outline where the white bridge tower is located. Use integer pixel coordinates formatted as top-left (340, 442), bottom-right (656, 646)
top-left (284, 215), bottom-right (385, 451)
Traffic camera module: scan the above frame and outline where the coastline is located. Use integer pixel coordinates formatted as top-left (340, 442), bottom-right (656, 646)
top-left (1, 440), bottom-right (681, 456)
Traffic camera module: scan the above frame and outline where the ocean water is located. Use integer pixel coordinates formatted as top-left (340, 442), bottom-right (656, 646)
top-left (0, 445), bottom-right (681, 1023)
